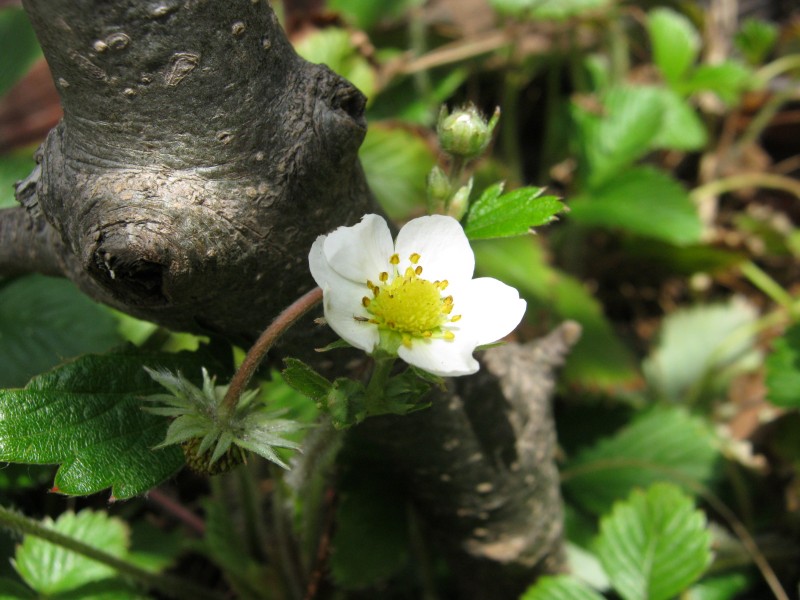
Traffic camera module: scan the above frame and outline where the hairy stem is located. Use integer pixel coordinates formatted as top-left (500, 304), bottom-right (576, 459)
top-left (223, 286), bottom-right (323, 410)
top-left (0, 504), bottom-right (223, 600)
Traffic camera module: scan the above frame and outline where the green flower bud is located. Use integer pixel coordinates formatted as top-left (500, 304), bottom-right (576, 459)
top-left (426, 165), bottom-right (451, 213)
top-left (447, 178), bottom-right (473, 220)
top-left (437, 104), bottom-right (500, 159)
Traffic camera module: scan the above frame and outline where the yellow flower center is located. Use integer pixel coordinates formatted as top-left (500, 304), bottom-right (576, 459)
top-left (360, 253), bottom-right (461, 348)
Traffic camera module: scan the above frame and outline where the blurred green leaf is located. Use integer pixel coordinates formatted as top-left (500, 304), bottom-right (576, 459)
top-left (563, 406), bottom-right (720, 515)
top-left (490, 0), bottom-right (610, 20)
top-left (596, 483), bottom-right (712, 600)
top-left (765, 323), bottom-right (800, 408)
top-left (0, 275), bottom-right (123, 388)
top-left (359, 123), bottom-right (435, 219)
top-left (648, 8), bottom-right (700, 85)
top-left (0, 8), bottom-right (41, 98)
top-left (643, 298), bottom-right (760, 404)
top-left (0, 347), bottom-right (225, 498)
top-left (0, 577), bottom-right (35, 599)
top-left (520, 575), bottom-right (605, 600)
top-left (687, 573), bottom-right (751, 600)
top-left (569, 167), bottom-right (703, 245)
top-left (294, 27), bottom-right (376, 102)
top-left (573, 86), bottom-right (665, 188)
top-left (735, 18), bottom-right (779, 65)
top-left (678, 61), bottom-right (752, 106)
top-left (0, 152), bottom-right (35, 208)
top-left (652, 88), bottom-right (708, 151)
top-left (473, 236), bottom-right (638, 389)
top-left (465, 183), bottom-right (565, 240)
top-left (328, 0), bottom-right (421, 30)
top-left (14, 510), bottom-right (128, 595)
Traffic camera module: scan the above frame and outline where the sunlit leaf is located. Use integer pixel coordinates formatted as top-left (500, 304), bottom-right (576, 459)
top-left (465, 183), bottom-right (565, 240)
top-left (678, 61), bottom-right (752, 106)
top-left (596, 483), bottom-right (713, 600)
top-left (520, 575), bottom-right (605, 600)
top-left (648, 8), bottom-right (700, 85)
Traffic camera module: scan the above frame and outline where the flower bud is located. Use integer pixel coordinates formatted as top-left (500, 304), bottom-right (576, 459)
top-left (426, 166), bottom-right (451, 213)
top-left (447, 178), bottom-right (473, 220)
top-left (437, 104), bottom-right (500, 159)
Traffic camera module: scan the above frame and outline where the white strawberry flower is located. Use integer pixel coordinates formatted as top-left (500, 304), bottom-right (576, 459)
top-left (308, 214), bottom-right (526, 377)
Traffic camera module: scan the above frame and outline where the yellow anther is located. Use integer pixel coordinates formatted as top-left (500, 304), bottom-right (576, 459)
top-left (362, 297), bottom-right (371, 307)
top-left (390, 254), bottom-right (400, 265)
top-left (443, 331), bottom-right (455, 340)
top-left (423, 331), bottom-right (432, 337)
top-left (415, 266), bottom-right (423, 276)
top-left (405, 267), bottom-right (415, 278)
top-left (440, 280), bottom-right (449, 290)
top-left (379, 271), bottom-right (389, 282)
top-left (402, 335), bottom-right (413, 348)
top-left (450, 314), bottom-right (462, 322)
top-left (373, 287), bottom-right (380, 297)
top-left (410, 253), bottom-right (421, 264)
top-left (444, 295), bottom-right (454, 305)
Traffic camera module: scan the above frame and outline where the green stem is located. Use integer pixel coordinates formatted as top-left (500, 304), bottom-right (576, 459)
top-left (691, 172), bottom-right (800, 201)
top-left (740, 261), bottom-right (795, 313)
top-left (737, 87), bottom-right (798, 150)
top-left (0, 504), bottom-right (223, 600)
top-left (223, 287), bottom-right (323, 411)
top-left (752, 54), bottom-right (800, 89)
top-left (365, 357), bottom-right (395, 414)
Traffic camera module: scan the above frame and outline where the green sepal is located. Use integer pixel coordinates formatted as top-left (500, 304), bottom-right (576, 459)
top-left (282, 358), bottom-right (334, 403)
top-left (327, 379), bottom-right (367, 429)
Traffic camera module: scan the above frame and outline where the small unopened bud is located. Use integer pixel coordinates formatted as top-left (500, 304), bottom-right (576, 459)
top-left (437, 104), bottom-right (500, 159)
top-left (447, 178), bottom-right (473, 220)
top-left (426, 166), bottom-right (451, 213)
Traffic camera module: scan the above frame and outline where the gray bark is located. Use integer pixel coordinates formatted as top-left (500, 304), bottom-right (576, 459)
top-left (2, 1), bottom-right (573, 597)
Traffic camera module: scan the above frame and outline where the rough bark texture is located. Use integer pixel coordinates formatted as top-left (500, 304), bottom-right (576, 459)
top-left (355, 323), bottom-right (579, 599)
top-left (10, 0), bottom-right (374, 344)
top-left (2, 1), bottom-right (574, 597)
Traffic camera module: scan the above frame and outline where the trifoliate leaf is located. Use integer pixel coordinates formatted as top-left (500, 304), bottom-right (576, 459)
top-left (520, 575), bottom-right (606, 600)
top-left (465, 183), bottom-right (565, 240)
top-left (569, 166), bottom-right (703, 246)
top-left (13, 510), bottom-right (128, 595)
top-left (563, 406), bottom-right (720, 515)
top-left (0, 347), bottom-right (219, 498)
top-left (648, 8), bottom-right (700, 85)
top-left (765, 324), bottom-right (800, 408)
top-left (678, 61), bottom-right (752, 106)
top-left (596, 483), bottom-right (713, 600)
top-left (651, 88), bottom-right (708, 151)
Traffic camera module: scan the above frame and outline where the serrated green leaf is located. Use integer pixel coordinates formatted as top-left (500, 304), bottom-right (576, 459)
top-left (648, 8), bottom-right (700, 85)
top-left (465, 183), bottom-right (564, 240)
top-left (0, 8), bottom-right (42, 98)
top-left (596, 483), bottom-right (712, 600)
top-left (573, 86), bottom-right (666, 188)
top-left (473, 236), bottom-right (638, 390)
top-left (563, 407), bottom-right (720, 515)
top-left (359, 123), bottom-right (436, 220)
top-left (294, 27), bottom-right (376, 102)
top-left (569, 166), bottom-right (703, 245)
top-left (0, 348), bottom-right (223, 498)
top-left (13, 510), bottom-right (128, 595)
top-left (765, 323), bottom-right (800, 408)
top-left (282, 358), bottom-right (333, 403)
top-left (0, 275), bottom-right (123, 388)
top-left (520, 575), bottom-right (606, 600)
top-left (644, 299), bottom-right (760, 404)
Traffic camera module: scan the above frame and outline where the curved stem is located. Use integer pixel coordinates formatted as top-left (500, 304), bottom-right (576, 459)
top-left (223, 287), bottom-right (323, 411)
top-left (0, 504), bottom-right (223, 600)
top-left (691, 172), bottom-right (800, 201)
top-left (752, 54), bottom-right (800, 89)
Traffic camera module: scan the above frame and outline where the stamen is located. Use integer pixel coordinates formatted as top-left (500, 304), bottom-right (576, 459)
top-left (440, 280), bottom-right (449, 290)
top-left (450, 315), bottom-right (462, 322)
top-left (390, 254), bottom-right (400, 265)
top-left (410, 253), bottom-right (421, 264)
top-left (379, 271), bottom-right (389, 282)
top-left (362, 297), bottom-right (371, 307)
top-left (415, 266), bottom-right (423, 276)
top-left (443, 331), bottom-right (455, 340)
top-left (444, 296), bottom-right (454, 305)
top-left (405, 267), bottom-right (415, 277)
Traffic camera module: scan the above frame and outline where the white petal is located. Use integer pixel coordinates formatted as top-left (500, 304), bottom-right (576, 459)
top-left (455, 277), bottom-right (526, 346)
top-left (398, 337), bottom-right (479, 377)
top-left (310, 237), bottom-right (378, 352)
top-left (394, 215), bottom-right (474, 284)
top-left (323, 214), bottom-right (394, 283)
